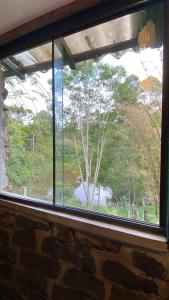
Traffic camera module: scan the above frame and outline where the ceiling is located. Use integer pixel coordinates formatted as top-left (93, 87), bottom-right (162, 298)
top-left (0, 0), bottom-right (74, 35)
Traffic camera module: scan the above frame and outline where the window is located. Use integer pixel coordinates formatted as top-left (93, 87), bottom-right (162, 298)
top-left (1, 43), bottom-right (53, 200)
top-left (0, 0), bottom-right (167, 232)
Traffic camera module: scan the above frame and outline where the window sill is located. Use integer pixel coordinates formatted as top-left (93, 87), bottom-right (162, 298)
top-left (0, 198), bottom-right (167, 253)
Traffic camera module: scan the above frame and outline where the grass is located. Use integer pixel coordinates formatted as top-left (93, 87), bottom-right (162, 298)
top-left (62, 197), bottom-right (159, 224)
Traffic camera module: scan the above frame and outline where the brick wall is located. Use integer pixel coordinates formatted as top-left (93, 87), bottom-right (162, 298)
top-left (0, 205), bottom-right (169, 300)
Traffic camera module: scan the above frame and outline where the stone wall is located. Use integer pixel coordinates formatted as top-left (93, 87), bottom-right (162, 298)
top-left (0, 205), bottom-right (169, 300)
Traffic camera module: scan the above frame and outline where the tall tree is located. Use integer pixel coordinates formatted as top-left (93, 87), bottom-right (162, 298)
top-left (64, 61), bottom-right (138, 206)
top-left (0, 70), bottom-right (8, 190)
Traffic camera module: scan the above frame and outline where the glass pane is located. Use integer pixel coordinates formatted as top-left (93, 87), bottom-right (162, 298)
top-left (0, 42), bottom-right (53, 201)
top-left (55, 3), bottom-right (163, 224)
top-left (54, 39), bottom-right (64, 203)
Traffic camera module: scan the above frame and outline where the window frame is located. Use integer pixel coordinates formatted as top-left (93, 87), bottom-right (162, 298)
top-left (0, 0), bottom-right (168, 237)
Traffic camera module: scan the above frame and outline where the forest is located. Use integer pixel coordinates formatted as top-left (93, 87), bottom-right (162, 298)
top-left (4, 57), bottom-right (162, 224)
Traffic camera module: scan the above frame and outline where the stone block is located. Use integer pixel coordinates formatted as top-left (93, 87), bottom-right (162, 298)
top-left (18, 270), bottom-right (47, 296)
top-left (16, 215), bottom-right (34, 229)
top-left (79, 250), bottom-right (96, 273)
top-left (0, 229), bottom-right (9, 245)
top-left (0, 283), bottom-right (24, 300)
top-left (28, 292), bottom-right (48, 300)
top-left (0, 244), bottom-right (16, 264)
top-left (132, 251), bottom-right (167, 280)
top-left (12, 229), bottom-right (36, 250)
top-left (0, 262), bottom-right (13, 280)
top-left (109, 285), bottom-right (150, 300)
top-left (20, 249), bottom-right (60, 278)
top-left (75, 232), bottom-right (121, 253)
top-left (0, 211), bottom-right (15, 227)
top-left (56, 226), bottom-right (74, 243)
top-left (42, 237), bottom-right (80, 265)
top-left (16, 215), bottom-right (50, 230)
top-left (52, 283), bottom-right (89, 300)
top-left (103, 260), bottom-right (158, 295)
top-left (63, 267), bottom-right (105, 300)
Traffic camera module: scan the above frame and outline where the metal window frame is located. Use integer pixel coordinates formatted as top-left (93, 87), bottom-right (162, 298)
top-left (0, 0), bottom-right (168, 236)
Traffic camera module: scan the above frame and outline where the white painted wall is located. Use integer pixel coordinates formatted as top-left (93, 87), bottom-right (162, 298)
top-left (0, 0), bottom-right (74, 35)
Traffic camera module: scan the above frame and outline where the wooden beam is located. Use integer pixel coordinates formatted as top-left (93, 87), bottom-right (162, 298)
top-left (2, 58), bottom-right (25, 79)
top-left (55, 38), bottom-right (76, 70)
top-left (4, 61), bottom-right (52, 77)
top-left (9, 56), bottom-right (22, 68)
top-left (61, 39), bottom-right (76, 70)
top-left (4, 38), bottom-right (138, 77)
top-left (73, 38), bottom-right (138, 63)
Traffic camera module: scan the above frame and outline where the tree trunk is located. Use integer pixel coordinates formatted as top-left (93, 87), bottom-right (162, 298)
top-left (0, 70), bottom-right (8, 190)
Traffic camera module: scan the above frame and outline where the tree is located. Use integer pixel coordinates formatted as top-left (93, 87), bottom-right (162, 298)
top-left (123, 76), bottom-right (162, 215)
top-left (5, 71), bottom-right (53, 198)
top-left (0, 70), bottom-right (9, 190)
top-left (63, 61), bottom-right (139, 207)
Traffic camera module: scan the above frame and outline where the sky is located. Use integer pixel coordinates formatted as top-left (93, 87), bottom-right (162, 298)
top-left (102, 47), bottom-right (163, 81)
top-left (5, 46), bottom-right (163, 114)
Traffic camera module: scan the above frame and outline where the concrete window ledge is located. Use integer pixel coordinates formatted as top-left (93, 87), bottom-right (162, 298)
top-left (0, 198), bottom-right (167, 253)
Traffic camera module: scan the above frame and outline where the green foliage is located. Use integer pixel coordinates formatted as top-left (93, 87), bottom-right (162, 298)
top-left (7, 119), bottom-right (31, 187)
top-left (6, 106), bottom-right (52, 197)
